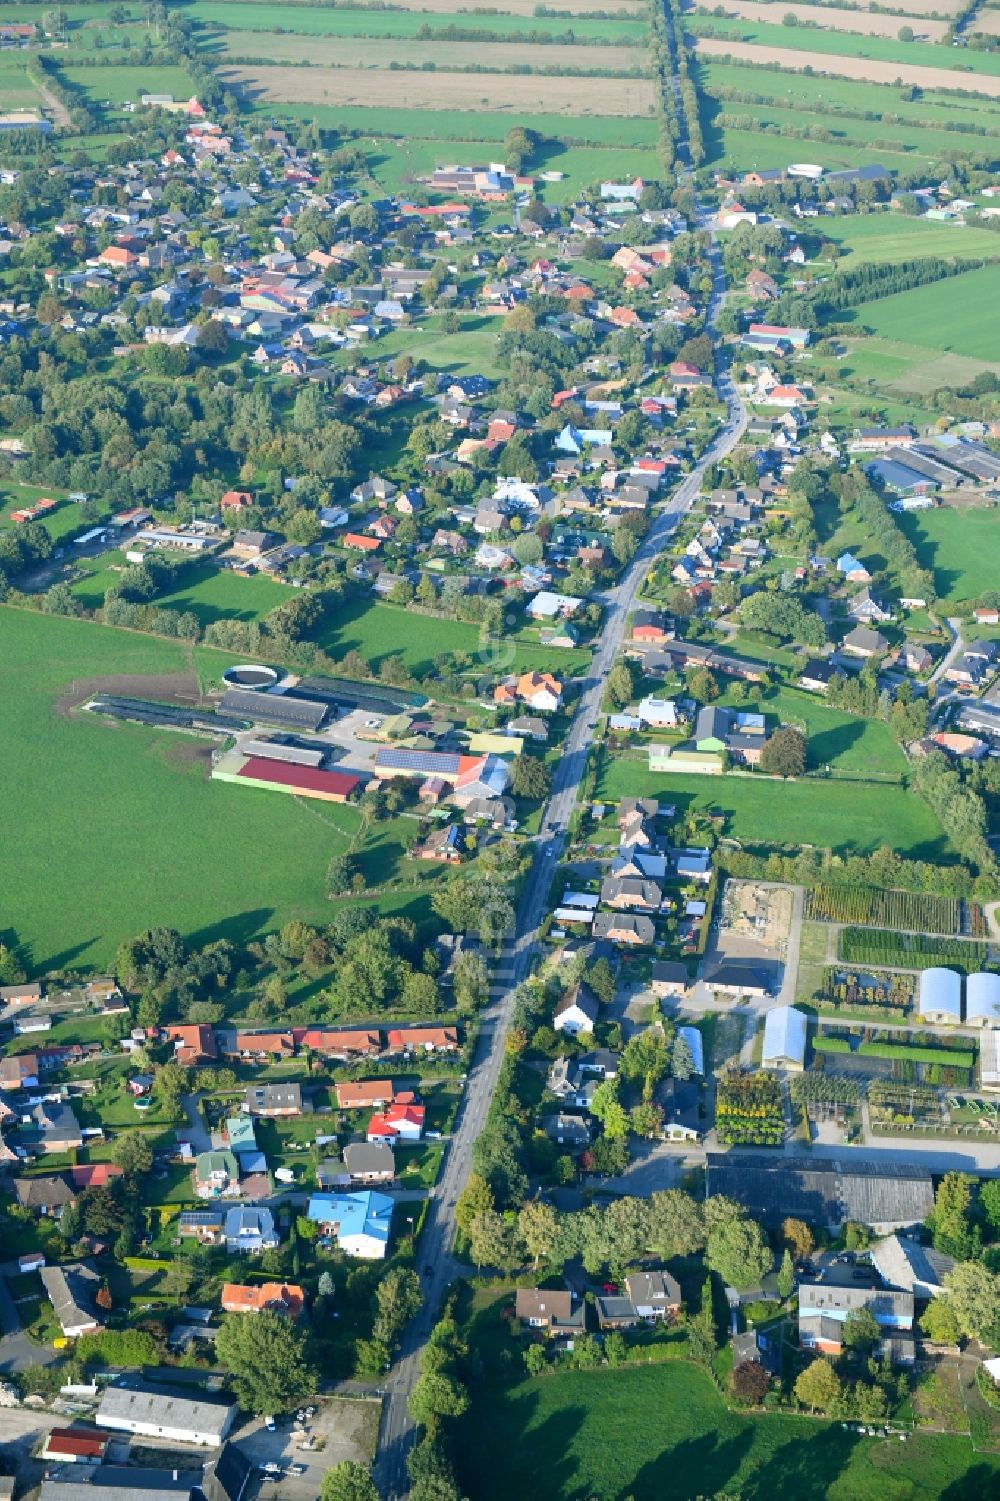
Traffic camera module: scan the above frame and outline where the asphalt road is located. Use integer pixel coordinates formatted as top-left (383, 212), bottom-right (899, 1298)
top-left (372, 188), bottom-right (747, 1499)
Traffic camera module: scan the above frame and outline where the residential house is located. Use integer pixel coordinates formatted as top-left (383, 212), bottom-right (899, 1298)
top-left (870, 1234), bottom-right (955, 1300)
top-left (244, 1083), bottom-right (303, 1118)
top-left (39, 1262), bottom-right (103, 1338)
top-left (344, 1141), bottom-right (395, 1185)
top-left (544, 1112), bottom-right (591, 1148)
top-left (306, 1190), bottom-right (393, 1258)
top-left (335, 1080), bottom-right (396, 1110)
top-left (799, 659), bottom-right (837, 695)
top-left (221, 1282), bottom-right (305, 1320)
top-left (651, 960), bottom-right (690, 998)
top-left (849, 588), bottom-right (892, 625)
top-left (798, 1282), bottom-right (914, 1355)
top-left (842, 626), bottom-right (888, 659)
top-left (366, 1102), bottom-right (425, 1143)
top-left (515, 1288), bottom-right (586, 1335)
top-left (553, 981), bottom-right (600, 1035)
top-left (224, 1205), bottom-right (279, 1254)
top-left (24, 1101), bottom-right (83, 1154)
top-left (592, 913), bottom-right (655, 945)
top-left (600, 875), bottom-right (662, 912)
top-left (178, 1209), bottom-right (225, 1245)
top-left (386, 1026), bottom-right (460, 1053)
top-left (195, 1150), bottom-right (239, 1200)
top-left (15, 1174), bottom-right (74, 1217)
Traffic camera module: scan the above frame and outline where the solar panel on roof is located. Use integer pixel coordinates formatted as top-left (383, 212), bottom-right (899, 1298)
top-left (374, 748), bottom-right (461, 774)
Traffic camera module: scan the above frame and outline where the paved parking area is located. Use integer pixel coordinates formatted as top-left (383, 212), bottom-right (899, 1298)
top-left (235, 1397), bottom-right (380, 1501)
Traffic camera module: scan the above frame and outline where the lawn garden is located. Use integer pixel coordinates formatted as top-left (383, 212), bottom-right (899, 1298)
top-left (454, 1356), bottom-right (1000, 1501)
top-left (595, 760), bottom-right (951, 859)
top-left (897, 505), bottom-right (1000, 607)
top-left (318, 598), bottom-right (482, 675)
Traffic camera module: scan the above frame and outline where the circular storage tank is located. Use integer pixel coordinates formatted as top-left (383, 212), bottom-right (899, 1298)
top-left (222, 664), bottom-right (279, 690)
top-left (787, 163), bottom-right (824, 180)
top-left (966, 971), bottom-right (1000, 1028)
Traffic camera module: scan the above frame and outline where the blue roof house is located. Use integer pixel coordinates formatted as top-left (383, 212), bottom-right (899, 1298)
top-left (306, 1191), bottom-right (393, 1259)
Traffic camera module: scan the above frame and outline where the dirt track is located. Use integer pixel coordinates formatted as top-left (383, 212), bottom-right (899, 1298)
top-left (221, 62), bottom-right (659, 113)
top-left (693, 35), bottom-right (1000, 96)
top-left (54, 670), bottom-right (202, 718)
top-left (703, 1), bottom-right (948, 39)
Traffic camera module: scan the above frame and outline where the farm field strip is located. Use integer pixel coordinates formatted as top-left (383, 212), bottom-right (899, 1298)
top-left (188, 0), bottom-right (650, 42)
top-left (57, 62), bottom-right (200, 106)
top-left (974, 9), bottom-right (1000, 32)
top-left (699, 56), bottom-right (1000, 123)
top-left (0, 57), bottom-right (44, 109)
top-left (693, 36), bottom-right (1000, 96)
top-left (221, 63), bottom-right (660, 114)
top-left (709, 97), bottom-right (1000, 162)
top-left (818, 215), bottom-right (1000, 266)
top-left (213, 31), bottom-right (649, 72)
top-left (454, 1352), bottom-right (1000, 1501)
top-left (241, 99), bottom-right (661, 143)
top-left (195, 0), bottom-right (645, 13)
top-left (685, 15), bottom-right (1000, 74)
top-left (696, 1), bottom-right (950, 41)
top-left (704, 126), bottom-right (917, 173)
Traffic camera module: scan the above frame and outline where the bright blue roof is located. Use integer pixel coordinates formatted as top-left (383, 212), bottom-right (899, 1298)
top-left (306, 1191), bottom-right (393, 1246)
top-left (836, 552), bottom-right (863, 573)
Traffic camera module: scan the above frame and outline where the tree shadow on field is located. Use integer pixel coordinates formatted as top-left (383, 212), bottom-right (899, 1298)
top-left (186, 907), bottom-right (274, 951)
top-left (629, 1428), bottom-right (756, 1501)
top-left (455, 1394), bottom-right (585, 1501)
top-left (807, 718), bottom-right (866, 770)
top-left (940, 1463), bottom-right (1000, 1500)
top-left (35, 938), bottom-right (102, 978)
top-left (740, 1422), bottom-right (861, 1501)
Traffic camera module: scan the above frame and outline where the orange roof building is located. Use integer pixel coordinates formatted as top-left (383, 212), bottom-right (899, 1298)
top-left (335, 1079), bottom-right (396, 1110)
top-left (221, 1282), bottom-right (305, 1319)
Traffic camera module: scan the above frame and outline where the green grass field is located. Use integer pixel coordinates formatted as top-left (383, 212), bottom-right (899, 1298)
top-left (820, 215), bottom-right (1000, 268)
top-left (364, 134), bottom-right (662, 201)
top-left (742, 686), bottom-right (909, 779)
top-left (596, 759), bottom-right (950, 858)
top-left (0, 55), bottom-right (42, 109)
top-left (319, 598), bottom-right (482, 675)
top-left (153, 564), bottom-right (294, 626)
top-left (245, 99), bottom-right (660, 147)
top-left (851, 265), bottom-right (1000, 361)
top-left (0, 609), bottom-right (363, 974)
top-left (898, 505), bottom-right (1000, 605)
top-left (189, 1), bottom-right (649, 43)
top-left (57, 63), bottom-right (198, 111)
top-left (456, 1357), bottom-right (999, 1501)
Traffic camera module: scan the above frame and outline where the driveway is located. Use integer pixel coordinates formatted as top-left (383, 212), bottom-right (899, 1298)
top-left (0, 1274), bottom-right (57, 1374)
top-left (180, 1093), bottom-right (212, 1155)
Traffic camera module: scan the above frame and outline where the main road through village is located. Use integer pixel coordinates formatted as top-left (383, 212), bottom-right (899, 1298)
top-left (373, 206), bottom-right (748, 1498)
